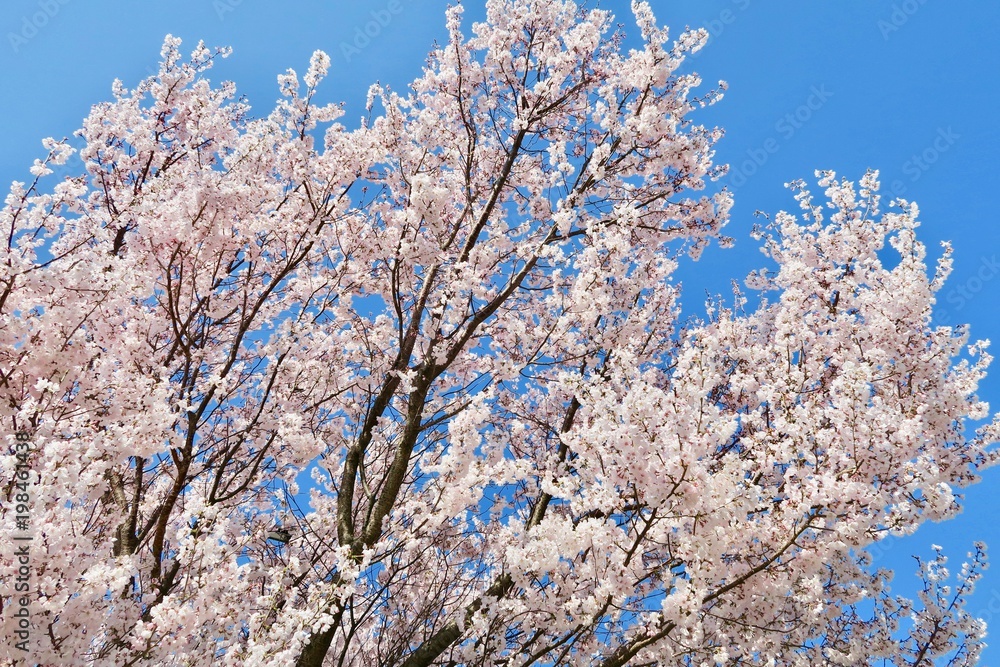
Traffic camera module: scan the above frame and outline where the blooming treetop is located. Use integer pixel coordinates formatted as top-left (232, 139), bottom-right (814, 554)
top-left (1, 2), bottom-right (997, 666)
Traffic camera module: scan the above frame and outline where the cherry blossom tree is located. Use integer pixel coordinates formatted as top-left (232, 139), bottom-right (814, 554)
top-left (2, 2), bottom-right (998, 665)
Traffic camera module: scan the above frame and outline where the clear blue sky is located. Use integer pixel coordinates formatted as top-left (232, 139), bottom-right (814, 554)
top-left (3, 0), bottom-right (1000, 657)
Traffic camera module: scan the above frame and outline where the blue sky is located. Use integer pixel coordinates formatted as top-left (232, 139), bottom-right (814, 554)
top-left (3, 0), bottom-right (1000, 658)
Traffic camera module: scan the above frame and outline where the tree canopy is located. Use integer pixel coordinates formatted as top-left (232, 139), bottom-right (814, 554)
top-left (1, 2), bottom-right (997, 665)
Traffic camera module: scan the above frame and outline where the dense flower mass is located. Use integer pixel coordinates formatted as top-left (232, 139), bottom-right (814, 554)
top-left (1, 2), bottom-right (997, 665)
